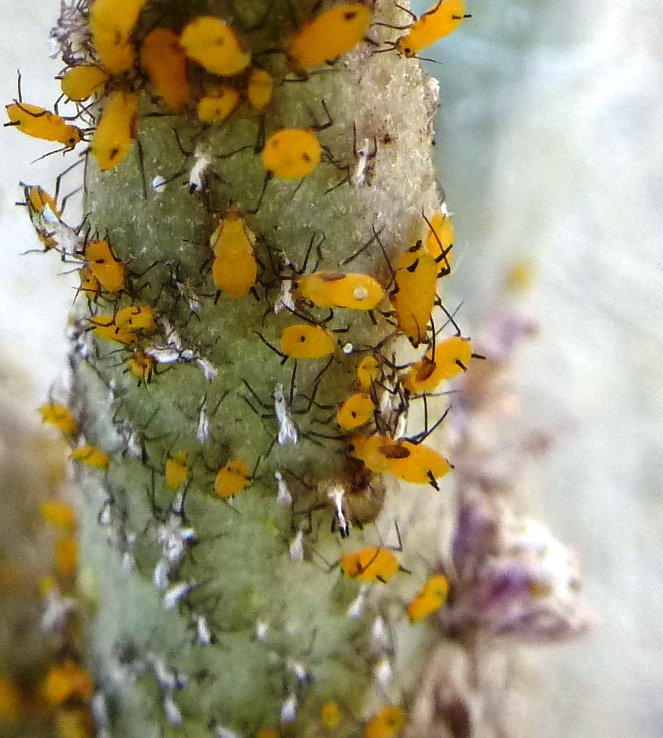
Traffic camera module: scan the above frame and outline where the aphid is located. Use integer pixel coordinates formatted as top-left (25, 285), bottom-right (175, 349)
top-left (90, 89), bottom-right (138, 171)
top-left (262, 129), bottom-right (321, 179)
top-left (55, 536), bottom-right (79, 577)
top-left (357, 356), bottom-right (380, 392)
top-left (59, 65), bottom-right (110, 101)
top-left (274, 383), bottom-right (298, 445)
top-left (280, 324), bottom-right (336, 360)
top-left (20, 183), bottom-right (61, 249)
top-left (403, 335), bottom-right (473, 393)
top-left (215, 460), bottom-right (251, 499)
top-left (90, 305), bottom-right (157, 346)
top-left (197, 86), bottom-right (241, 124)
top-left (390, 241), bottom-right (438, 347)
top-left (43, 660), bottom-right (94, 706)
top-left (40, 402), bottom-right (78, 437)
top-left (364, 706), bottom-right (406, 738)
top-left (340, 547), bottom-right (402, 583)
top-left (210, 208), bottom-right (258, 299)
top-left (180, 16), bottom-right (251, 77)
top-left (84, 238), bottom-right (126, 293)
top-left (395, 0), bottom-right (469, 58)
top-left (424, 208), bottom-right (453, 275)
top-left (274, 471), bottom-right (292, 504)
top-left (127, 348), bottom-right (157, 385)
top-left (337, 393), bottom-right (376, 431)
top-left (71, 444), bottom-right (111, 471)
top-left (78, 266), bottom-right (102, 302)
top-left (406, 573), bottom-right (449, 623)
top-left (165, 452), bottom-right (188, 489)
top-left (140, 29), bottom-right (190, 112)
top-left (40, 500), bottom-right (77, 531)
top-left (288, 3), bottom-right (373, 73)
top-left (321, 701), bottom-right (342, 730)
top-left (246, 68), bottom-right (273, 112)
top-left (89, 0), bottom-right (149, 73)
top-left (296, 271), bottom-right (384, 311)
top-left (5, 101), bottom-right (84, 149)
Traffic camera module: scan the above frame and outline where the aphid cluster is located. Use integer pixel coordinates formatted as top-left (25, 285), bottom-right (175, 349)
top-left (12, 0), bottom-right (474, 735)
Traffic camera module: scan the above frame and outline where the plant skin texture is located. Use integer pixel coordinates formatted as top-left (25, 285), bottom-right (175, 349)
top-left (3, 2), bottom-right (592, 738)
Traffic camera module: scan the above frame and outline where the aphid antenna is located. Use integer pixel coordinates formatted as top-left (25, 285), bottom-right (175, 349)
top-left (421, 211), bottom-right (453, 277)
top-left (253, 329), bottom-right (288, 364)
top-left (294, 355), bottom-right (335, 413)
top-left (406, 404), bottom-right (451, 446)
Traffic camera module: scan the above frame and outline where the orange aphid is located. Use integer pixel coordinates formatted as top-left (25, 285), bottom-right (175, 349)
top-left (364, 706), bottom-right (406, 738)
top-left (91, 305), bottom-right (157, 346)
top-left (40, 501), bottom-right (77, 531)
top-left (262, 129), bottom-right (321, 179)
top-left (5, 102), bottom-right (83, 148)
top-left (406, 573), bottom-right (449, 622)
top-left (390, 241), bottom-right (438, 347)
top-left (165, 452), bottom-right (188, 489)
top-left (357, 356), bottom-right (380, 392)
top-left (296, 271), bottom-right (384, 310)
top-left (246, 68), bottom-right (273, 112)
top-left (337, 393), bottom-right (376, 431)
top-left (197, 86), bottom-right (241, 124)
top-left (396, 0), bottom-right (467, 58)
top-left (256, 730), bottom-right (278, 738)
top-left (215, 460), bottom-right (251, 499)
top-left (84, 239), bottom-right (126, 294)
top-left (280, 324), bottom-right (335, 359)
top-left (78, 266), bottom-right (102, 302)
top-left (55, 536), bottom-right (79, 578)
top-left (140, 28), bottom-right (189, 112)
top-left (90, 89), bottom-right (138, 171)
top-left (127, 348), bottom-right (156, 385)
top-left (340, 547), bottom-right (400, 583)
top-left (89, 0), bottom-right (149, 73)
top-left (40, 402), bottom-right (78, 437)
top-left (43, 660), bottom-right (93, 706)
top-left (60, 65), bottom-right (110, 101)
top-left (424, 210), bottom-right (453, 276)
top-left (288, 3), bottom-right (372, 72)
top-left (71, 445), bottom-right (111, 471)
top-left (180, 16), bottom-right (251, 77)
top-left (403, 336), bottom-right (473, 393)
top-left (210, 208), bottom-right (258, 299)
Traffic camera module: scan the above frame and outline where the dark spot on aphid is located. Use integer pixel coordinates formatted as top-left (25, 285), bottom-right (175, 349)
top-left (344, 10), bottom-right (358, 20)
top-left (302, 153), bottom-right (311, 162)
top-left (379, 444), bottom-right (410, 460)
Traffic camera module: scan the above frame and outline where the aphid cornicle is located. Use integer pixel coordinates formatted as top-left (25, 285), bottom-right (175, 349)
top-left (210, 208), bottom-right (258, 299)
top-left (288, 3), bottom-right (373, 73)
top-left (180, 16), bottom-right (251, 77)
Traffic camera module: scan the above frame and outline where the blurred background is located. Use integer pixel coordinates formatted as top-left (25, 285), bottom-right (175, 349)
top-left (1, 0), bottom-right (662, 735)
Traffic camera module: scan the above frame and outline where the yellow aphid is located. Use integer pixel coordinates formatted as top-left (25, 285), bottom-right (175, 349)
top-left (55, 536), bottom-right (79, 578)
top-left (424, 211), bottom-right (453, 276)
top-left (280, 324), bottom-right (335, 359)
top-left (0, 678), bottom-right (21, 719)
top-left (215, 460), bottom-right (251, 499)
top-left (197, 86), bottom-right (241, 124)
top-left (91, 306), bottom-right (156, 346)
top-left (5, 102), bottom-right (83, 148)
top-left (390, 241), bottom-right (438, 347)
top-left (296, 271), bottom-right (384, 310)
top-left (256, 730), bottom-right (278, 738)
top-left (40, 402), bottom-right (78, 437)
top-left (340, 547), bottom-right (400, 583)
top-left (403, 336), bottom-right (473, 393)
top-left (246, 68), bottom-right (273, 112)
top-left (78, 266), bottom-right (102, 302)
top-left (43, 660), bottom-right (93, 706)
top-left (55, 706), bottom-right (95, 738)
top-left (71, 445), bottom-right (111, 471)
top-left (165, 452), bottom-right (188, 489)
top-left (321, 701), bottom-right (342, 730)
top-left (288, 3), bottom-right (372, 72)
top-left (337, 393), bottom-right (376, 431)
top-left (210, 208), bottom-right (258, 299)
top-left (406, 573), bottom-right (449, 622)
top-left (89, 0), bottom-right (149, 73)
top-left (127, 348), bottom-right (156, 385)
top-left (84, 238), bottom-right (126, 293)
top-left (396, 0), bottom-right (467, 58)
top-left (116, 305), bottom-right (157, 333)
top-left (91, 90), bottom-right (138, 171)
top-left (40, 501), bottom-right (77, 530)
top-left (21, 184), bottom-right (60, 249)
top-left (60, 65), bottom-right (110, 101)
top-left (357, 356), bottom-right (380, 392)
top-left (180, 16), bottom-right (251, 77)
top-left (364, 706), bottom-right (406, 738)
top-left (347, 434), bottom-right (393, 473)
top-left (262, 129), bottom-right (321, 179)
top-left (140, 29), bottom-right (190, 112)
